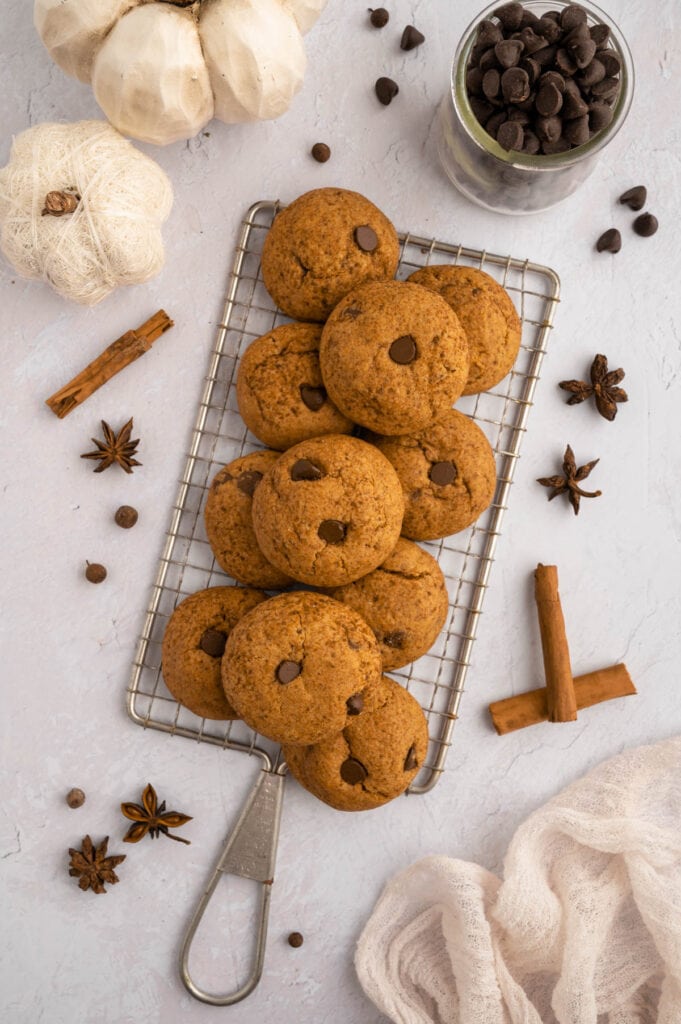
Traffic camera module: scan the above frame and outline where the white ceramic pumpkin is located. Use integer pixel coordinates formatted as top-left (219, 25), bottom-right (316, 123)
top-left (0, 121), bottom-right (173, 305)
top-left (34, 0), bottom-right (328, 146)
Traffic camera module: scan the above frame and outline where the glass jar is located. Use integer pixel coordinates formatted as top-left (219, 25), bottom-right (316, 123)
top-left (437, 0), bottom-right (634, 215)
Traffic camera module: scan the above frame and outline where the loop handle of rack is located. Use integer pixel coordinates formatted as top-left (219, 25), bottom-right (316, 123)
top-left (179, 761), bottom-right (287, 1005)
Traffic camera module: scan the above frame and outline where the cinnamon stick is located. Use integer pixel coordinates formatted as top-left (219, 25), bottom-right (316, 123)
top-left (45, 310), bottom-right (174, 419)
top-left (488, 663), bottom-right (636, 735)
top-left (534, 564), bottom-right (578, 722)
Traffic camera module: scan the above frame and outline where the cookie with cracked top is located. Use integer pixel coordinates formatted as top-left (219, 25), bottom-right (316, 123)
top-left (221, 591), bottom-right (383, 746)
top-left (251, 434), bottom-right (404, 587)
top-left (236, 321), bottom-right (353, 450)
top-left (204, 450), bottom-right (292, 590)
top-left (319, 280), bottom-right (470, 435)
top-left (408, 265), bottom-right (522, 394)
top-left (370, 408), bottom-right (497, 540)
top-left (161, 586), bottom-right (267, 720)
top-left (261, 188), bottom-right (400, 322)
top-left (327, 538), bottom-right (449, 670)
top-left (283, 675), bottom-right (429, 811)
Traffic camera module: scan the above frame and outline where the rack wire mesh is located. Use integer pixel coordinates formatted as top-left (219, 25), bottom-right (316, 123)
top-left (127, 199), bottom-right (560, 794)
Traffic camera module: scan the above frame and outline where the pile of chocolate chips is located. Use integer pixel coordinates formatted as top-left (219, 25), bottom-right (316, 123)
top-left (466, 2), bottom-right (622, 154)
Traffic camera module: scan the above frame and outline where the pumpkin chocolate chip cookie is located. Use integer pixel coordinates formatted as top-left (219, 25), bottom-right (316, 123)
top-left (408, 265), bottom-right (522, 394)
top-left (370, 408), bottom-right (497, 540)
top-left (236, 321), bottom-right (353, 450)
top-left (319, 280), bottom-right (470, 435)
top-left (221, 591), bottom-right (383, 747)
top-left (251, 434), bottom-right (404, 587)
top-left (283, 675), bottom-right (429, 811)
top-left (161, 586), bottom-right (267, 720)
top-left (204, 450), bottom-right (292, 590)
top-left (260, 187), bottom-right (400, 322)
top-left (328, 538), bottom-right (449, 670)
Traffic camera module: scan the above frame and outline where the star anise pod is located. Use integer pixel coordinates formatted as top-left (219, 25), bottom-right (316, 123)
top-left (121, 783), bottom-right (192, 845)
top-left (68, 835), bottom-right (126, 894)
top-left (81, 418), bottom-right (141, 473)
top-left (537, 444), bottom-right (602, 516)
top-left (559, 354), bottom-right (628, 421)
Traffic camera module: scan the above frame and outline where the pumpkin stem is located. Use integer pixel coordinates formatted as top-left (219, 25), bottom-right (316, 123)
top-left (42, 190), bottom-right (80, 218)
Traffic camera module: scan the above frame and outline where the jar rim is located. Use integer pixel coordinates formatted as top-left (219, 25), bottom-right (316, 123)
top-left (453, 0), bottom-right (635, 171)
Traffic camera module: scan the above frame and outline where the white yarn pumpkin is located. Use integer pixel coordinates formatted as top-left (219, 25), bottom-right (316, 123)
top-left (0, 121), bottom-right (173, 305)
top-left (34, 0), bottom-right (328, 146)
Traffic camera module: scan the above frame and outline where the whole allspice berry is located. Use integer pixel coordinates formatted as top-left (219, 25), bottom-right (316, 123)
top-left (66, 788), bottom-right (86, 809)
top-left (287, 932), bottom-right (304, 948)
top-left (85, 561), bottom-right (107, 584)
top-left (114, 505), bottom-right (138, 529)
top-left (311, 142), bottom-right (331, 163)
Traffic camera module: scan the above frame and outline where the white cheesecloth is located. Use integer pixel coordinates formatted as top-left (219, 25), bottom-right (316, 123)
top-left (356, 735), bottom-right (681, 1024)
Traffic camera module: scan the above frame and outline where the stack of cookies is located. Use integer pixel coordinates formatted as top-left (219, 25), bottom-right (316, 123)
top-left (161, 187), bottom-right (522, 812)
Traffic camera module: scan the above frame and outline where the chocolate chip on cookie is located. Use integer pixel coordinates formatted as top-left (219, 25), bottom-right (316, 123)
top-left (340, 758), bottom-right (368, 785)
top-left (291, 459), bottom-right (324, 481)
top-left (199, 628), bottom-right (227, 658)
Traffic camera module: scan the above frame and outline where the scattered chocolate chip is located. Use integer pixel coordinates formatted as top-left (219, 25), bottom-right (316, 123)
top-left (318, 519), bottom-right (347, 544)
top-left (429, 460), bottom-right (458, 486)
top-left (560, 4), bottom-right (587, 31)
top-left (541, 136), bottom-right (571, 154)
top-left (479, 47), bottom-right (500, 73)
top-left (346, 693), bottom-right (364, 716)
top-left (562, 79), bottom-right (589, 117)
top-left (501, 67), bottom-right (530, 104)
top-left (354, 224), bottom-right (379, 252)
top-left (311, 142), bottom-right (331, 163)
top-left (66, 788), bottom-right (86, 809)
top-left (369, 7), bottom-right (389, 28)
top-left (290, 458), bottom-right (324, 481)
top-left (519, 26), bottom-right (547, 55)
top-left (568, 37), bottom-right (596, 69)
top-left (299, 385), bottom-right (326, 411)
top-left (619, 185), bottom-right (647, 211)
top-left (533, 44), bottom-right (558, 67)
top-left (520, 8), bottom-right (542, 29)
top-left (401, 24), bottom-right (425, 51)
top-left (521, 57), bottom-right (541, 84)
top-left (493, 2), bottom-right (523, 32)
top-left (596, 228), bottom-right (621, 253)
top-left (469, 96), bottom-right (495, 125)
top-left (536, 81), bottom-right (563, 116)
top-left (485, 110), bottom-right (508, 138)
top-left (276, 660), bottom-right (302, 684)
top-left (403, 746), bottom-right (418, 771)
top-left (389, 335), bottom-right (418, 364)
top-left (85, 562), bottom-right (107, 584)
top-left (375, 76), bottom-right (399, 105)
top-left (494, 38), bottom-right (524, 69)
top-left (537, 16), bottom-right (562, 44)
top-left (496, 120), bottom-right (525, 151)
top-left (522, 129), bottom-right (541, 154)
top-left (383, 630), bottom-right (406, 649)
top-left (555, 47), bottom-right (578, 76)
top-left (114, 504), bottom-right (138, 529)
top-left (633, 213), bottom-right (658, 237)
top-left (340, 757), bottom-right (368, 785)
top-left (287, 931), bottom-right (304, 948)
top-left (237, 470), bottom-right (263, 497)
top-left (466, 66), bottom-right (484, 94)
top-left (199, 628), bottom-right (227, 658)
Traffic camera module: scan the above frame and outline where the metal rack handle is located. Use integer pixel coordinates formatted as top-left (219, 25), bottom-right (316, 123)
top-left (179, 764), bottom-right (286, 1005)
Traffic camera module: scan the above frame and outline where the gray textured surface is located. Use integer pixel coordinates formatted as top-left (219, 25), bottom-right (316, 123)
top-left (1, 2), bottom-right (680, 1022)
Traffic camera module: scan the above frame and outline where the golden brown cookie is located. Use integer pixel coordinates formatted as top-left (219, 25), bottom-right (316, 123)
top-left (204, 450), bottom-right (292, 590)
top-left (251, 434), bottom-right (404, 587)
top-left (283, 675), bottom-right (429, 811)
top-left (327, 538), bottom-right (449, 670)
top-left (370, 409), bottom-right (497, 540)
top-left (261, 187), bottom-right (400, 322)
top-left (161, 586), bottom-right (267, 720)
top-left (319, 280), bottom-right (470, 435)
top-left (236, 321), bottom-right (353, 450)
top-left (407, 266), bottom-right (521, 394)
top-left (221, 592), bottom-right (383, 746)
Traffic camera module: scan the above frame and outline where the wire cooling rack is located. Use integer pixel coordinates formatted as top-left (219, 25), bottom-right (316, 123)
top-left (127, 200), bottom-right (560, 795)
